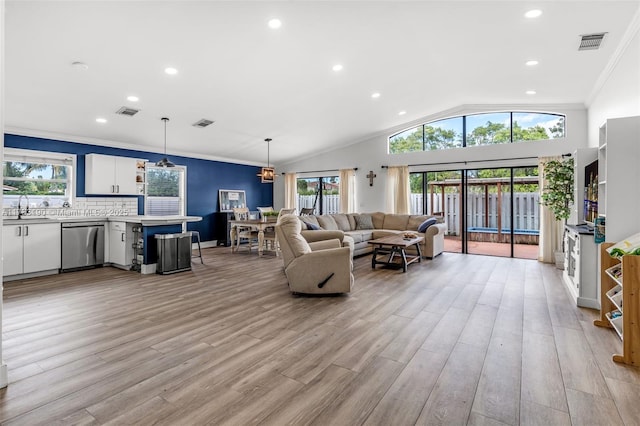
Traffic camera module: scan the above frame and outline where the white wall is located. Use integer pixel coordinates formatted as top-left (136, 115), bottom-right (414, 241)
top-left (275, 104), bottom-right (588, 213)
top-left (587, 12), bottom-right (640, 145)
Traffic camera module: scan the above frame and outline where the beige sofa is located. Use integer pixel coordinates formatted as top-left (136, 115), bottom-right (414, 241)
top-left (300, 212), bottom-right (447, 258)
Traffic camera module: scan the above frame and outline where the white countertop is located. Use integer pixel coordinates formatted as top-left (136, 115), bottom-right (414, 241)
top-left (3, 215), bottom-right (202, 226)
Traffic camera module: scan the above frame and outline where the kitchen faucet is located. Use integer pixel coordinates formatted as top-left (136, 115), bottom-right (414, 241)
top-left (17, 194), bottom-right (30, 219)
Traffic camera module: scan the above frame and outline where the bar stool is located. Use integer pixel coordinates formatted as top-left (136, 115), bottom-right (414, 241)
top-left (191, 230), bottom-right (203, 264)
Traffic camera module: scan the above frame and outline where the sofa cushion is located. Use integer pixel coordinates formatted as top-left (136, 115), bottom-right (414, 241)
top-left (300, 215), bottom-right (320, 229)
top-left (355, 214), bottom-right (374, 230)
top-left (372, 229), bottom-right (402, 239)
top-left (332, 214), bottom-right (352, 232)
top-left (346, 214), bottom-right (357, 230)
top-left (371, 212), bottom-right (385, 229)
top-left (316, 215), bottom-right (339, 230)
top-left (382, 214), bottom-right (410, 230)
top-left (345, 230), bottom-right (374, 244)
top-left (418, 217), bottom-right (438, 232)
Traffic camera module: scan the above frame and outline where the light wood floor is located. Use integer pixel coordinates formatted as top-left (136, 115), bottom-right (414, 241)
top-left (1, 248), bottom-right (640, 425)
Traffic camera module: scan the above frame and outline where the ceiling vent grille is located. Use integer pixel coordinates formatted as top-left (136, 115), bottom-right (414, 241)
top-left (579, 33), bottom-right (607, 51)
top-left (115, 106), bottom-right (140, 116)
top-left (192, 119), bottom-right (214, 128)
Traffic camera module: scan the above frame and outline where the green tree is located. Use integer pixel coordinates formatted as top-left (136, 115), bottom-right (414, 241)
top-left (389, 128), bottom-right (423, 154)
top-left (147, 169), bottom-right (180, 196)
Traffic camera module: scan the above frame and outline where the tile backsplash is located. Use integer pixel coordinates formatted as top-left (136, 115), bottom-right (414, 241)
top-left (3, 197), bottom-right (139, 219)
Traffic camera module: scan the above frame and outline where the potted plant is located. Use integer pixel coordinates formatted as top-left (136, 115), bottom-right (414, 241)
top-left (541, 157), bottom-right (574, 268)
top-left (262, 210), bottom-right (279, 222)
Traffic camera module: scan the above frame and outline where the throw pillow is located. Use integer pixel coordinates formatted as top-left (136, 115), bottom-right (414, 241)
top-left (306, 222), bottom-right (321, 230)
top-left (355, 214), bottom-right (374, 230)
top-left (418, 217), bottom-right (437, 233)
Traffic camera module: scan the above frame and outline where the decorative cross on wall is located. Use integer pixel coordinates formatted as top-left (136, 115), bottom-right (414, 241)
top-left (366, 170), bottom-right (377, 186)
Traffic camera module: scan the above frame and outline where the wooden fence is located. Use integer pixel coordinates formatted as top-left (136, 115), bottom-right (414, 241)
top-left (299, 192), bottom-right (540, 235)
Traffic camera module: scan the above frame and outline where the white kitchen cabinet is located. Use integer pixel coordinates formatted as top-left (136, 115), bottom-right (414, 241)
top-left (109, 221), bottom-right (134, 268)
top-left (563, 225), bottom-right (598, 309)
top-left (85, 154), bottom-right (140, 195)
top-left (2, 223), bottom-right (61, 277)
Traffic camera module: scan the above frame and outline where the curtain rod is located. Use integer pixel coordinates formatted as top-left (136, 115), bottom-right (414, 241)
top-left (283, 167), bottom-right (358, 175)
top-left (380, 153), bottom-right (571, 168)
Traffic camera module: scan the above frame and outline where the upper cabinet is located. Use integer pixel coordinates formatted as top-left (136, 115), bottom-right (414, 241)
top-left (85, 154), bottom-right (143, 195)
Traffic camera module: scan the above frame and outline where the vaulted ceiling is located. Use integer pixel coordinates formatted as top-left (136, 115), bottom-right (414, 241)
top-left (4, 1), bottom-right (639, 166)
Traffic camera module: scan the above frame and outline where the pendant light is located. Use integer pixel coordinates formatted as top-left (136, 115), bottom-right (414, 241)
top-left (257, 138), bottom-right (276, 183)
top-left (156, 117), bottom-right (176, 167)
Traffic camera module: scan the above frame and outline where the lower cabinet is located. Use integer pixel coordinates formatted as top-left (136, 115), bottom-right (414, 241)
top-left (2, 223), bottom-right (61, 277)
top-left (109, 221), bottom-right (135, 268)
top-left (213, 212), bottom-right (234, 246)
top-left (563, 225), bottom-right (599, 309)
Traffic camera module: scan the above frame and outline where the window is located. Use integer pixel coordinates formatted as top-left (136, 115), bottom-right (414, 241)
top-left (389, 126), bottom-right (423, 154)
top-left (512, 112), bottom-right (565, 141)
top-left (424, 117), bottom-right (463, 150)
top-left (145, 165), bottom-right (186, 216)
top-left (2, 148), bottom-right (75, 209)
top-left (296, 176), bottom-right (340, 215)
top-left (466, 112), bottom-right (511, 146)
top-left (390, 111), bottom-right (565, 154)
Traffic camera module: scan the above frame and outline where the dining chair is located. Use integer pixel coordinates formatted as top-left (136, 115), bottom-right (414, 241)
top-left (262, 208), bottom-right (297, 256)
top-left (232, 207), bottom-right (258, 252)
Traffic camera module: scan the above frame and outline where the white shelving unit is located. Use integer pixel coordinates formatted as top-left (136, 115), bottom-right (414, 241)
top-left (136, 160), bottom-right (146, 195)
top-left (597, 116), bottom-right (640, 242)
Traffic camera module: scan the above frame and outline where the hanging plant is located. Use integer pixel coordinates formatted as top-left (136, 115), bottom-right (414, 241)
top-left (541, 157), bottom-right (574, 221)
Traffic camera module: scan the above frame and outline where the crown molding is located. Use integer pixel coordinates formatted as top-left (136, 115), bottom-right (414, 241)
top-left (586, 7), bottom-right (640, 107)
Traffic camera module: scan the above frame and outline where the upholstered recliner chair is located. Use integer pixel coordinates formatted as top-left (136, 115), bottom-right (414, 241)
top-left (275, 215), bottom-right (353, 294)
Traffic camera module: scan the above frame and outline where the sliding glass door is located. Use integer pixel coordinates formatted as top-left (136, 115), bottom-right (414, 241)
top-left (296, 176), bottom-right (340, 215)
top-left (466, 168), bottom-right (512, 257)
top-left (410, 170), bottom-right (463, 253)
top-left (412, 166), bottom-right (539, 259)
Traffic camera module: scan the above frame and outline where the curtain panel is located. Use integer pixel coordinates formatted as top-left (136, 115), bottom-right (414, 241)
top-left (339, 169), bottom-right (356, 213)
top-left (284, 172), bottom-right (298, 211)
top-left (385, 166), bottom-right (410, 214)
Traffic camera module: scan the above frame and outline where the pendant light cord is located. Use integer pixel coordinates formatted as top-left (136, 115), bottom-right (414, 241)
top-left (162, 117), bottom-right (169, 155)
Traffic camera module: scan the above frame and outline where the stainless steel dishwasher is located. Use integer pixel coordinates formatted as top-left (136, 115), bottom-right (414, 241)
top-left (61, 221), bottom-right (105, 271)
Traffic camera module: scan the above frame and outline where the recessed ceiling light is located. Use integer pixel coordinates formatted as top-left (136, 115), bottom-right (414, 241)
top-left (164, 67), bottom-right (178, 75)
top-left (268, 18), bottom-right (282, 29)
top-left (398, 111), bottom-right (407, 116)
top-left (127, 95), bottom-right (139, 102)
top-left (71, 61), bottom-right (89, 70)
top-left (332, 64), bottom-right (343, 72)
top-left (525, 9), bottom-right (542, 18)
top-left (525, 60), bottom-right (539, 66)
top-left (96, 118), bottom-right (107, 124)
top-left (371, 93), bottom-right (381, 99)
top-left (526, 90), bottom-right (537, 95)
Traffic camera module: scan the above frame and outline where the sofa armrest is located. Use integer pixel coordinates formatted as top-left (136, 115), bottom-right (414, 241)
top-left (309, 239), bottom-right (342, 251)
top-left (302, 230), bottom-right (344, 243)
top-left (425, 223), bottom-right (447, 237)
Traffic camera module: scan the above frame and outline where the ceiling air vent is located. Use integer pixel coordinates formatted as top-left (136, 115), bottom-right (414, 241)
top-left (192, 119), bottom-right (214, 128)
top-left (115, 106), bottom-right (140, 116)
top-left (579, 33), bottom-right (607, 51)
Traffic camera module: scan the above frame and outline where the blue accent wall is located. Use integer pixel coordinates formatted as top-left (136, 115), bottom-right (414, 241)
top-left (4, 134), bottom-right (273, 242)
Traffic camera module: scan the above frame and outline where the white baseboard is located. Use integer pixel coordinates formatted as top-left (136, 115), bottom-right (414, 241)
top-left (193, 241), bottom-right (217, 249)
